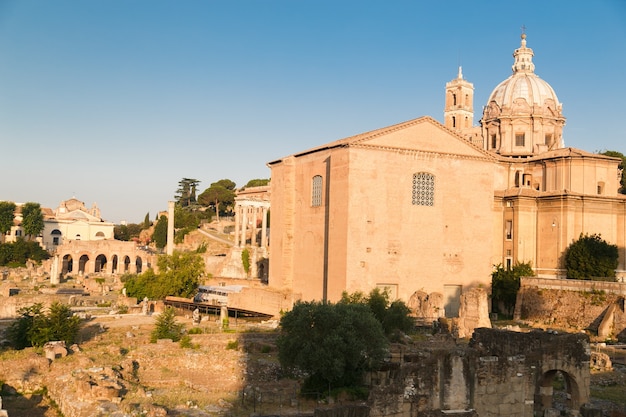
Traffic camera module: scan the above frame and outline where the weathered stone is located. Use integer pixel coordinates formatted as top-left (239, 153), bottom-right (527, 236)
top-left (456, 287), bottom-right (491, 338)
top-left (408, 291), bottom-right (444, 322)
top-left (44, 341), bottom-right (67, 361)
top-left (589, 351), bottom-right (612, 371)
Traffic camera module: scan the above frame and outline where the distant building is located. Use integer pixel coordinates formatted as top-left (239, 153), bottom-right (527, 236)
top-left (267, 34), bottom-right (626, 314)
top-left (5, 197), bottom-right (114, 249)
top-left (42, 197), bottom-right (115, 249)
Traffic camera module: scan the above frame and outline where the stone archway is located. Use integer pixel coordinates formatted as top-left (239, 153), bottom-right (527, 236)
top-left (78, 254), bottom-right (89, 275)
top-left (111, 255), bottom-right (118, 274)
top-left (62, 254), bottom-right (73, 275)
top-left (122, 256), bottom-right (131, 273)
top-left (535, 369), bottom-right (583, 416)
top-left (135, 257), bottom-right (142, 274)
top-left (95, 254), bottom-right (107, 273)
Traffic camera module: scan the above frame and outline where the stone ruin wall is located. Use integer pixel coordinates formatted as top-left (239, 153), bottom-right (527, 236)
top-left (516, 278), bottom-right (626, 341)
top-left (368, 329), bottom-right (591, 417)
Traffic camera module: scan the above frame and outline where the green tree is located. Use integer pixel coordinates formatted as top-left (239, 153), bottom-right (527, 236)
top-left (143, 212), bottom-right (151, 229)
top-left (152, 215), bottom-right (168, 249)
top-left (21, 202), bottom-right (44, 240)
top-left (565, 233), bottom-right (619, 280)
top-left (0, 201), bottom-right (16, 241)
top-left (156, 251), bottom-right (205, 298)
top-left (0, 239), bottom-right (50, 267)
top-left (6, 302), bottom-right (81, 349)
top-left (243, 178), bottom-right (270, 188)
top-left (278, 301), bottom-right (387, 393)
top-left (198, 179), bottom-right (236, 222)
top-left (491, 261), bottom-right (534, 316)
top-left (600, 150), bottom-right (625, 194)
top-left (151, 306), bottom-right (184, 342)
top-left (175, 178), bottom-right (201, 208)
top-left (123, 251), bottom-right (204, 300)
top-left (339, 288), bottom-right (414, 336)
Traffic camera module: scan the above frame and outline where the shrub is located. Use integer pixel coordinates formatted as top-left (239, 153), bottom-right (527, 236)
top-left (6, 302), bottom-right (81, 349)
top-left (565, 233), bottom-right (618, 280)
top-left (150, 307), bottom-right (183, 343)
top-left (491, 262), bottom-right (534, 316)
top-left (242, 248), bottom-right (250, 275)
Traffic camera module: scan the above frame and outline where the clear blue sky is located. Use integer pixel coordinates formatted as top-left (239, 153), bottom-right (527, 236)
top-left (1, 1), bottom-right (625, 224)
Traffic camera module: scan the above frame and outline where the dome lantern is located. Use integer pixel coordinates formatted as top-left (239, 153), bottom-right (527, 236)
top-left (480, 34), bottom-right (566, 157)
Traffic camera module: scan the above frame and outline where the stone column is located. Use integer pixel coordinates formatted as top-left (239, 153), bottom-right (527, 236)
top-left (234, 204), bottom-right (240, 247)
top-left (261, 206), bottom-right (268, 249)
top-left (50, 255), bottom-right (60, 285)
top-left (251, 206), bottom-right (258, 247)
top-left (166, 201), bottom-right (175, 255)
top-left (240, 205), bottom-right (248, 246)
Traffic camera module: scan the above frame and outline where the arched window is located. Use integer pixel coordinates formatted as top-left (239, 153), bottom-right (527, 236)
top-left (51, 229), bottom-right (62, 245)
top-left (452, 116), bottom-right (456, 128)
top-left (412, 172), bottom-right (435, 206)
top-left (312, 175), bottom-right (323, 207)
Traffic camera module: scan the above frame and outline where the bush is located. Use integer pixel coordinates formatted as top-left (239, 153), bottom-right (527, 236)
top-left (565, 233), bottom-right (618, 280)
top-left (6, 302), bottom-right (81, 349)
top-left (339, 288), bottom-right (414, 335)
top-left (277, 300), bottom-right (387, 392)
top-left (150, 307), bottom-right (183, 343)
top-left (491, 262), bottom-right (534, 316)
top-left (124, 251), bottom-right (204, 300)
top-left (0, 239), bottom-right (50, 267)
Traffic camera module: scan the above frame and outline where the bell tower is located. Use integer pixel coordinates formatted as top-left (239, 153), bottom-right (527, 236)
top-left (444, 66), bottom-right (474, 132)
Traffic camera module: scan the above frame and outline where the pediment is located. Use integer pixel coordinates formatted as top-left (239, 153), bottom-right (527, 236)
top-left (352, 117), bottom-right (492, 159)
top-left (56, 209), bottom-right (101, 222)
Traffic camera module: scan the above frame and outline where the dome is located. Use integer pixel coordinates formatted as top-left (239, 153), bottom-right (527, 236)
top-left (481, 34), bottom-right (566, 157)
top-left (488, 73), bottom-right (560, 111)
top-left (485, 34), bottom-right (562, 116)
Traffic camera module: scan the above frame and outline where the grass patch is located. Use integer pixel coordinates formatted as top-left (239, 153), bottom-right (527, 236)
top-left (591, 385), bottom-right (626, 406)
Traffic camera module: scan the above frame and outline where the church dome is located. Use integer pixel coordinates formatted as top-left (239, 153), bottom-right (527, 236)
top-left (481, 34), bottom-right (565, 157)
top-left (487, 34), bottom-right (561, 112)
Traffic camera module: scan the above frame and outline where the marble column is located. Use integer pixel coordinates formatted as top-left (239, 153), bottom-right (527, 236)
top-left (241, 205), bottom-right (248, 246)
top-left (234, 204), bottom-right (240, 247)
top-left (261, 206), bottom-right (268, 248)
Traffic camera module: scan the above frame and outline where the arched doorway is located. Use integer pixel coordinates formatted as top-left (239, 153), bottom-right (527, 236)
top-left (535, 369), bottom-right (582, 415)
top-left (122, 256), bottom-right (131, 273)
top-left (135, 257), bottom-right (142, 274)
top-left (78, 254), bottom-right (89, 275)
top-left (62, 254), bottom-right (73, 275)
top-left (95, 254), bottom-right (107, 273)
top-left (112, 255), bottom-right (118, 274)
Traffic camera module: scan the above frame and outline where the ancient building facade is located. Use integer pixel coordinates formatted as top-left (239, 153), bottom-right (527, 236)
top-left (267, 34), bottom-right (626, 311)
top-left (4, 197), bottom-right (115, 249)
top-left (50, 239), bottom-right (151, 278)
